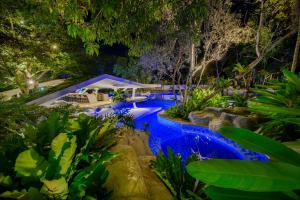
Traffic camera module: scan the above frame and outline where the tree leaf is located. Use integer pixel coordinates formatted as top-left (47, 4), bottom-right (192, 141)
top-left (220, 127), bottom-right (300, 166)
top-left (187, 160), bottom-right (300, 192)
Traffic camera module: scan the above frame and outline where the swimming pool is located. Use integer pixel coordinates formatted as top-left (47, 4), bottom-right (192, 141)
top-left (114, 97), bottom-right (268, 162)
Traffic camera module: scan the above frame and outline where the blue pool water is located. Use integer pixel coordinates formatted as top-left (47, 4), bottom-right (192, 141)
top-left (113, 97), bottom-right (268, 162)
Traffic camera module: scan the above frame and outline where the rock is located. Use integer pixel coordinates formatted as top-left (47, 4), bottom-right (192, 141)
top-left (188, 111), bottom-right (217, 126)
top-left (224, 107), bottom-right (250, 115)
top-left (105, 145), bottom-right (149, 200)
top-left (118, 128), bottom-right (153, 156)
top-left (233, 116), bottom-right (256, 130)
top-left (138, 156), bottom-right (173, 200)
top-left (220, 112), bottom-right (239, 122)
top-left (209, 118), bottom-right (232, 132)
top-left (204, 107), bottom-right (225, 117)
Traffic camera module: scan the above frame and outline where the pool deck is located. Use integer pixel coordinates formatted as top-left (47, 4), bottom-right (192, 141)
top-left (78, 101), bottom-right (112, 109)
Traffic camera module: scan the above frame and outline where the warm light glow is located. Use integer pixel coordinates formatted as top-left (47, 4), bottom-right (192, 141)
top-left (28, 79), bottom-right (34, 85)
top-left (51, 44), bottom-right (58, 50)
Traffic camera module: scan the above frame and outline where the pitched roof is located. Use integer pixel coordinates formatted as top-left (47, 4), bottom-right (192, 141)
top-left (27, 74), bottom-right (160, 105)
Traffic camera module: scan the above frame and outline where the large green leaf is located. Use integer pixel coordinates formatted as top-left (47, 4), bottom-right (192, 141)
top-left (283, 69), bottom-right (300, 91)
top-left (248, 102), bottom-right (300, 116)
top-left (69, 151), bottom-right (116, 199)
top-left (40, 177), bottom-right (69, 200)
top-left (220, 127), bottom-right (300, 166)
top-left (15, 149), bottom-right (48, 178)
top-left (187, 160), bottom-right (300, 192)
top-left (204, 186), bottom-right (295, 200)
top-left (50, 133), bottom-right (77, 176)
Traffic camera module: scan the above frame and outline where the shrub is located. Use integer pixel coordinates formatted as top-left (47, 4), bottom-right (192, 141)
top-left (165, 88), bottom-right (229, 120)
top-left (151, 148), bottom-right (204, 199)
top-left (111, 89), bottom-right (126, 102)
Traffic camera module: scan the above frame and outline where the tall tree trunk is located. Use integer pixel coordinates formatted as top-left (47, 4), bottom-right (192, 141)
top-left (256, 0), bottom-right (265, 57)
top-left (291, 0), bottom-right (300, 72)
top-left (184, 42), bottom-right (195, 103)
top-left (172, 49), bottom-right (183, 104)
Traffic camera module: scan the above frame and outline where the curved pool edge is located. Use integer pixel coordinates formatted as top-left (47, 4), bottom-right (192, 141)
top-left (152, 113), bottom-right (269, 161)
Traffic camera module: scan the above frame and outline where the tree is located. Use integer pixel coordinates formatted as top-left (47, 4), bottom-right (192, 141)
top-left (0, 0), bottom-right (75, 94)
top-left (46, 0), bottom-right (165, 56)
top-left (246, 0), bottom-right (297, 72)
top-left (113, 58), bottom-right (151, 83)
top-left (192, 0), bottom-right (250, 85)
top-left (291, 0), bottom-right (300, 72)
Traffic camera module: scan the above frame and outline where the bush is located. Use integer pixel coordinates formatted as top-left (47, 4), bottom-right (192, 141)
top-left (111, 89), bottom-right (126, 102)
top-left (151, 148), bottom-right (204, 199)
top-left (165, 88), bottom-right (229, 120)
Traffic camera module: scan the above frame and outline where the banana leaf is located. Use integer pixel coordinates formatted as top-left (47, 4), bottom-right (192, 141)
top-left (187, 160), bottom-right (300, 192)
top-left (283, 69), bottom-right (300, 91)
top-left (220, 127), bottom-right (300, 166)
top-left (204, 186), bottom-right (296, 200)
top-left (248, 103), bottom-right (300, 116)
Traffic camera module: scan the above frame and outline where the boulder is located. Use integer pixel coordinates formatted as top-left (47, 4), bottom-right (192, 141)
top-left (188, 111), bottom-right (217, 126)
top-left (204, 107), bottom-right (225, 117)
top-left (105, 145), bottom-right (149, 200)
top-left (220, 112), bottom-right (239, 122)
top-left (224, 107), bottom-right (250, 115)
top-left (209, 118), bottom-right (232, 132)
top-left (233, 116), bottom-right (256, 130)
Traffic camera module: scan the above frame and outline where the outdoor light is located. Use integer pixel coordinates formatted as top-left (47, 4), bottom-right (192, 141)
top-left (51, 44), bottom-right (58, 50)
top-left (28, 79), bottom-right (34, 85)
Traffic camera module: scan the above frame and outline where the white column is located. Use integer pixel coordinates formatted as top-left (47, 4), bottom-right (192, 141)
top-left (132, 88), bottom-right (136, 98)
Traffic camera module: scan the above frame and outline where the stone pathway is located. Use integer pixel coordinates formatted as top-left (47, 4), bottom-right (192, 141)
top-left (105, 129), bottom-right (173, 200)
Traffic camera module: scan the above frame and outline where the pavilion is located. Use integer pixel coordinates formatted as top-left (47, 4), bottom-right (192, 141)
top-left (28, 74), bottom-right (161, 107)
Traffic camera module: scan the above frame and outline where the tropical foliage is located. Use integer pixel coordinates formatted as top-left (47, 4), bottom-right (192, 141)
top-left (186, 127), bottom-right (300, 199)
top-left (0, 112), bottom-right (118, 199)
top-left (0, 0), bottom-right (76, 95)
top-left (153, 127), bottom-right (300, 200)
top-left (151, 148), bottom-right (205, 199)
top-left (165, 88), bottom-right (228, 119)
top-left (111, 89), bottom-right (126, 102)
top-left (248, 70), bottom-right (300, 141)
